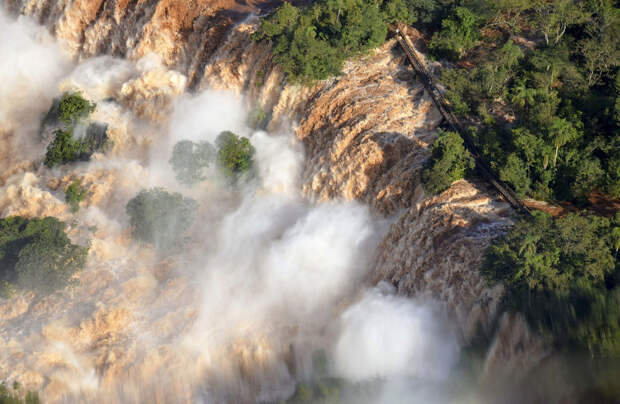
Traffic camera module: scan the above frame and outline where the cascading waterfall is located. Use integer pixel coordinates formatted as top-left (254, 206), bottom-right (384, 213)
top-left (0, 8), bottom-right (472, 403)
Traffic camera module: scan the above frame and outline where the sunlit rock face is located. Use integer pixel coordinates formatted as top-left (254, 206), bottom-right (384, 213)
top-left (0, 2), bottom-right (551, 402)
top-left (372, 180), bottom-right (511, 342)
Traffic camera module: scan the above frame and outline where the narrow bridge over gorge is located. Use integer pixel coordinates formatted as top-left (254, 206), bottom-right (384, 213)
top-left (393, 25), bottom-right (532, 217)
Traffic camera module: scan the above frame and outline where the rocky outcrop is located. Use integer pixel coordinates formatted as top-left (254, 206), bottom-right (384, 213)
top-left (372, 180), bottom-right (511, 342)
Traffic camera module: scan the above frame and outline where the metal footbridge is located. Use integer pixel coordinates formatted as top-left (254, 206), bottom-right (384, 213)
top-left (394, 26), bottom-right (531, 216)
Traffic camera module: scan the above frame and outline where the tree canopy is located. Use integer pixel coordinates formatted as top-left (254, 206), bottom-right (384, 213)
top-left (0, 216), bottom-right (89, 296)
top-left (429, 0), bottom-right (619, 203)
top-left (44, 129), bottom-right (83, 168)
top-left (169, 140), bottom-right (216, 186)
top-left (57, 92), bottom-right (96, 127)
top-left (43, 93), bottom-right (108, 168)
top-left (65, 179), bottom-right (87, 213)
top-left (215, 131), bottom-right (256, 180)
top-left (169, 131), bottom-right (255, 186)
top-left (421, 130), bottom-right (475, 194)
top-left (427, 6), bottom-right (481, 61)
top-left (125, 188), bottom-right (198, 252)
top-left (483, 212), bottom-right (619, 356)
top-left (253, 0), bottom-right (439, 83)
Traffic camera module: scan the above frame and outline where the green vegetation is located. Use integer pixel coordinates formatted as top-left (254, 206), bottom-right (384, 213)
top-left (57, 92), bottom-right (96, 127)
top-left (42, 91), bottom-right (96, 130)
top-left (427, 0), bottom-right (619, 204)
top-left (43, 93), bottom-right (108, 168)
top-left (421, 130), bottom-right (475, 194)
top-left (253, 0), bottom-right (442, 83)
top-left (280, 350), bottom-right (341, 403)
top-left (169, 140), bottom-right (216, 186)
top-left (0, 217), bottom-right (89, 296)
top-left (169, 131), bottom-right (256, 186)
top-left (44, 126), bottom-right (109, 168)
top-left (282, 380), bottom-right (341, 404)
top-left (125, 188), bottom-right (198, 252)
top-left (253, 0), bottom-right (383, 83)
top-left (0, 382), bottom-right (39, 404)
top-left (215, 131), bottom-right (256, 179)
top-left (483, 212), bottom-right (619, 356)
top-left (255, 70), bottom-right (265, 88)
top-left (44, 129), bottom-right (82, 167)
top-left (427, 6), bottom-right (481, 61)
top-left (65, 179), bottom-right (88, 213)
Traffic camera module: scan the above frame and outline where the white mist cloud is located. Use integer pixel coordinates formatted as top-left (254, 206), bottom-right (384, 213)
top-left (63, 55), bottom-right (133, 101)
top-left (332, 283), bottom-right (460, 383)
top-left (0, 9), bottom-right (72, 171)
top-left (169, 91), bottom-right (248, 144)
top-left (0, 10), bottom-right (71, 126)
top-left (191, 194), bottom-right (378, 342)
top-left (252, 131), bottom-right (305, 195)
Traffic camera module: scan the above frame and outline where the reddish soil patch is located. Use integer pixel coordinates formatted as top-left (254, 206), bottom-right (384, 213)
top-left (588, 192), bottom-right (620, 217)
top-left (522, 199), bottom-right (575, 217)
top-left (523, 192), bottom-right (619, 218)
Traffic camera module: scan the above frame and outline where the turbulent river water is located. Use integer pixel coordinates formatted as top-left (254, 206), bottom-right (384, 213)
top-left (0, 8), bottom-right (485, 403)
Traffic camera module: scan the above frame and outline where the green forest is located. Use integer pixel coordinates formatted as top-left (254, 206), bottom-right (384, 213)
top-left (257, 0), bottom-right (619, 358)
top-left (431, 1), bottom-right (619, 204)
top-left (484, 212), bottom-right (619, 356)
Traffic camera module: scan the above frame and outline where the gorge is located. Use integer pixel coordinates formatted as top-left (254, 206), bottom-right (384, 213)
top-left (0, 1), bottom-right (616, 403)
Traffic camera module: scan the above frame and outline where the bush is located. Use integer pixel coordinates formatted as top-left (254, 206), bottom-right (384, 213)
top-left (483, 212), bottom-right (619, 356)
top-left (44, 129), bottom-right (82, 168)
top-left (0, 217), bottom-right (89, 296)
top-left (215, 131), bottom-right (256, 179)
top-left (169, 132), bottom-right (256, 185)
top-left (421, 130), bottom-right (475, 194)
top-left (247, 106), bottom-right (269, 130)
top-left (42, 92), bottom-right (107, 168)
top-left (0, 382), bottom-right (40, 404)
top-left (57, 92), bottom-right (96, 127)
top-left (65, 179), bottom-right (87, 212)
top-left (169, 140), bottom-right (215, 186)
top-left (44, 124), bottom-right (110, 168)
top-left (427, 6), bottom-right (481, 61)
top-left (41, 92), bottom-right (96, 132)
top-left (125, 188), bottom-right (198, 252)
